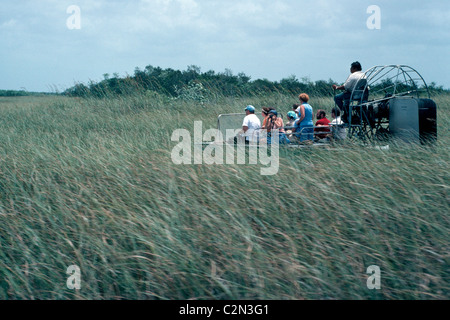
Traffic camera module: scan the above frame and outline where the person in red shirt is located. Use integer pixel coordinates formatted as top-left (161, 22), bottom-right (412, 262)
top-left (314, 109), bottom-right (331, 140)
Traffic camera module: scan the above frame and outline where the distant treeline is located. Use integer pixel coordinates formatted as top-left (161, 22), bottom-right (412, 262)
top-left (0, 90), bottom-right (34, 97)
top-left (63, 65), bottom-right (343, 99)
top-left (2, 66), bottom-right (448, 99)
top-left (3, 65), bottom-right (442, 100)
top-left (0, 90), bottom-right (52, 97)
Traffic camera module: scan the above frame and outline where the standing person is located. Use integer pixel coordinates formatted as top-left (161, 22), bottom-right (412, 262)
top-left (294, 93), bottom-right (314, 142)
top-left (241, 105), bottom-right (261, 143)
top-left (332, 61), bottom-right (366, 111)
top-left (330, 107), bottom-right (347, 140)
top-left (314, 109), bottom-right (331, 140)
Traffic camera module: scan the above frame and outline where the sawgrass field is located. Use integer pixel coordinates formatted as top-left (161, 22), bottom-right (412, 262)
top-left (0, 91), bottom-right (448, 299)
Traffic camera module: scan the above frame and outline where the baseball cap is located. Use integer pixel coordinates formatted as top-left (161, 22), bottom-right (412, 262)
top-left (245, 105), bottom-right (255, 112)
top-left (287, 111), bottom-right (297, 119)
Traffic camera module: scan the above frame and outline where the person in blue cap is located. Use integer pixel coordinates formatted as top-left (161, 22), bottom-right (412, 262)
top-left (241, 105), bottom-right (261, 143)
top-left (286, 111), bottom-right (298, 127)
top-left (285, 111), bottom-right (298, 140)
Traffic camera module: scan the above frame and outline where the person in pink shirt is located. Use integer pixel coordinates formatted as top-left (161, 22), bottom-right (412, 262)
top-left (265, 110), bottom-right (289, 144)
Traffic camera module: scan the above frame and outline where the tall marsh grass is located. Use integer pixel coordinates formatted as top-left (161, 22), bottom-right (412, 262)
top-left (0, 92), bottom-right (448, 299)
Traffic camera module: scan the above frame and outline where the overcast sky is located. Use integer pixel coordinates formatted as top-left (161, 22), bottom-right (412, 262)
top-left (1, 0), bottom-right (449, 92)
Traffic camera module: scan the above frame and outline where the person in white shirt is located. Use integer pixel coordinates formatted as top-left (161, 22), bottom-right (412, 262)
top-left (329, 107), bottom-right (347, 140)
top-left (242, 105), bottom-right (261, 143)
top-left (332, 61), bottom-right (366, 110)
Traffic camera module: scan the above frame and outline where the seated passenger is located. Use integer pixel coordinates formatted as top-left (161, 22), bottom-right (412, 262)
top-left (330, 107), bottom-right (347, 141)
top-left (294, 93), bottom-right (314, 142)
top-left (240, 105), bottom-right (261, 144)
top-left (261, 107), bottom-right (274, 129)
top-left (332, 61), bottom-right (366, 111)
top-left (265, 110), bottom-right (289, 144)
top-left (286, 111), bottom-right (298, 128)
top-left (292, 104), bottom-right (300, 117)
top-left (285, 111), bottom-right (298, 140)
top-left (314, 109), bottom-right (331, 140)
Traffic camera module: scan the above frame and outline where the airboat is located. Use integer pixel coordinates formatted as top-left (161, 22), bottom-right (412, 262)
top-left (208, 65), bottom-right (437, 147)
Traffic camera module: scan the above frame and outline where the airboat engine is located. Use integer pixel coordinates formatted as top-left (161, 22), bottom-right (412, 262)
top-left (346, 65), bottom-right (438, 144)
top-left (389, 97), bottom-right (437, 144)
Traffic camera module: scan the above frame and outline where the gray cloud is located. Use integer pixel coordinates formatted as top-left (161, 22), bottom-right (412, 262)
top-left (0, 0), bottom-right (448, 91)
